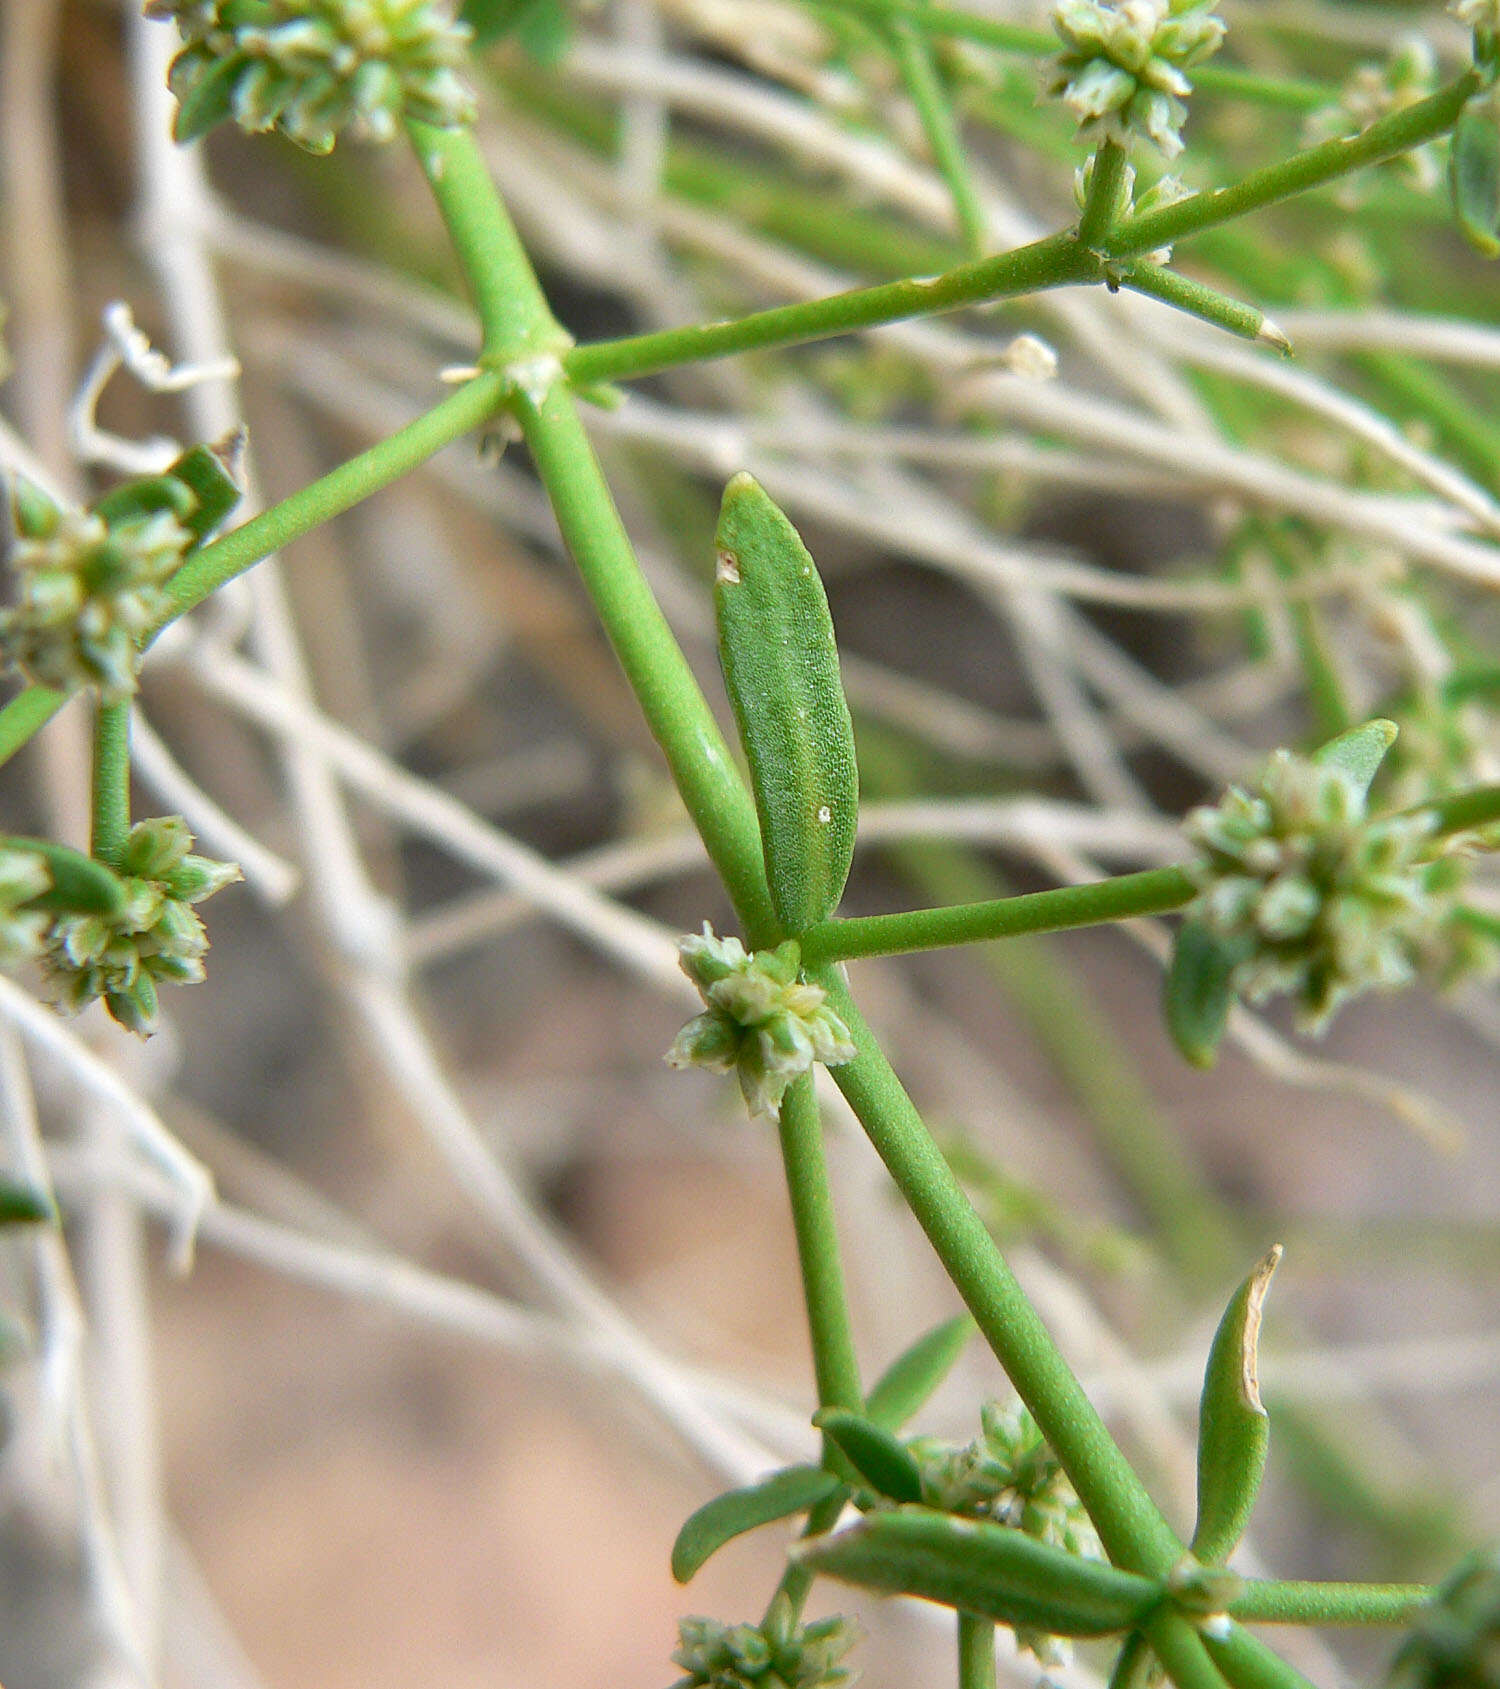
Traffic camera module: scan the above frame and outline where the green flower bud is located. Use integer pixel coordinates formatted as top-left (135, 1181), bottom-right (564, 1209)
top-left (1183, 742), bottom-right (1486, 1032)
top-left (1388, 1544), bottom-right (1500, 1689)
top-left (1047, 0), bottom-right (1226, 158)
top-left (0, 844), bottom-right (52, 968)
top-left (666, 925), bottom-right (856, 1118)
top-left (43, 816), bottom-right (239, 1036)
top-left (154, 0), bottom-right (476, 153)
top-left (671, 1596), bottom-right (857, 1689)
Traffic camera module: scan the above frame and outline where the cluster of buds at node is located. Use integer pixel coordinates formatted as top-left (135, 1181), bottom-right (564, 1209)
top-left (45, 817), bottom-right (240, 1036)
top-left (0, 845), bottom-right (54, 970)
top-left (151, 0), bottom-right (475, 153)
top-left (672, 1595), bottom-right (856, 1689)
top-left (666, 925), bottom-right (856, 1118)
top-left (0, 484), bottom-right (191, 701)
top-left (1304, 38), bottom-right (1441, 193)
top-left (1047, 0), bottom-right (1226, 158)
top-left (906, 1402), bottom-right (1100, 1663)
top-left (1388, 1543), bottom-right (1500, 1689)
top-left (1183, 745), bottom-right (1473, 1033)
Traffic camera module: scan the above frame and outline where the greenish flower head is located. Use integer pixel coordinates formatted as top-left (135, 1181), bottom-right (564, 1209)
top-left (1183, 746), bottom-right (1475, 1033)
top-left (45, 816), bottom-right (241, 1036)
top-left (906, 1402), bottom-right (1101, 1664)
top-left (1304, 38), bottom-right (1441, 193)
top-left (666, 925), bottom-right (856, 1118)
top-left (1388, 1543), bottom-right (1500, 1689)
top-left (153, 0), bottom-right (475, 154)
top-left (671, 1595), bottom-right (856, 1689)
top-left (0, 484), bottom-right (191, 700)
top-left (0, 845), bottom-right (53, 970)
top-left (1047, 0), bottom-right (1226, 158)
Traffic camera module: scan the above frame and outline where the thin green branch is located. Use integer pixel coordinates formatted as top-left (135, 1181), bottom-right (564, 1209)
top-left (1204, 1626), bottom-right (1321, 1689)
top-left (1145, 1612), bottom-right (1235, 1689)
top-left (816, 969), bottom-right (1184, 1578)
top-left (1229, 1581), bottom-right (1430, 1627)
top-left (799, 868), bottom-right (1195, 967)
top-left (1108, 73), bottom-right (1483, 259)
top-left (1077, 139), bottom-right (1130, 251)
top-left (957, 1612), bottom-right (996, 1689)
top-left (563, 233), bottom-right (1098, 386)
top-left (887, 18), bottom-right (988, 255)
top-left (0, 684), bottom-right (69, 770)
top-left (1118, 262), bottom-right (1286, 349)
top-left (90, 699), bottom-right (132, 866)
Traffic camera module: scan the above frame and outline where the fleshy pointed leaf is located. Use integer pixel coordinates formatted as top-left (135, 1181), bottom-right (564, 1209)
top-left (1311, 719), bottom-right (1398, 799)
top-left (172, 52), bottom-right (248, 145)
top-left (813, 1409), bottom-right (924, 1503)
top-left (166, 440), bottom-right (244, 542)
top-left (1450, 95), bottom-right (1500, 259)
top-left (1192, 1246), bottom-right (1282, 1565)
top-left (671, 1464), bottom-right (842, 1584)
top-left (1165, 920), bottom-right (1243, 1069)
top-left (866, 1315), bottom-right (976, 1430)
top-left (715, 474), bottom-right (859, 935)
top-left (793, 1509), bottom-right (1159, 1636)
top-left (0, 1179), bottom-right (56, 1226)
top-left (6, 838), bottom-right (126, 918)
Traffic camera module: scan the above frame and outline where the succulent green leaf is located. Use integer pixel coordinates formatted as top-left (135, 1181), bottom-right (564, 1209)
top-left (865, 1314), bottom-right (976, 1430)
top-left (1310, 719), bottom-right (1398, 800)
top-left (9, 477), bottom-right (61, 539)
top-left (166, 442), bottom-right (244, 542)
top-left (671, 1464), bottom-right (842, 1584)
top-left (93, 475), bottom-right (199, 532)
top-left (172, 50), bottom-right (249, 144)
top-left (792, 1509), bottom-right (1160, 1636)
top-left (1164, 919), bottom-right (1243, 1069)
top-left (1107, 1631), bottom-right (1155, 1689)
top-left (1192, 1245), bottom-right (1282, 1565)
top-left (813, 1409), bottom-right (925, 1504)
top-left (4, 838), bottom-right (126, 917)
top-left (0, 1178), bottom-right (56, 1226)
top-left (714, 473), bottom-right (859, 935)
top-left (1450, 95), bottom-right (1500, 259)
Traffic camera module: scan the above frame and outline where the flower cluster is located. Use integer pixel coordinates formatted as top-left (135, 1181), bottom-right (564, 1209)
top-left (45, 817), bottom-right (240, 1036)
top-left (152, 0), bottom-right (475, 153)
top-left (906, 1402), bottom-right (1100, 1663)
top-left (666, 925), bottom-right (856, 1118)
top-left (1388, 1543), bottom-right (1500, 1689)
top-left (1, 486), bottom-right (191, 700)
top-left (0, 845), bottom-right (52, 970)
top-left (1183, 747), bottom-right (1466, 1032)
top-left (1047, 0), bottom-right (1226, 158)
top-left (1304, 39), bottom-right (1441, 194)
top-left (672, 1596), bottom-right (856, 1689)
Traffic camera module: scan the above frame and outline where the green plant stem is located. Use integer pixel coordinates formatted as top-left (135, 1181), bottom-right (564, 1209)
top-left (957, 1612), bottom-right (995, 1689)
top-left (1118, 263), bottom-right (1280, 347)
top-left (1109, 1631), bottom-right (1157, 1689)
top-left (90, 699), bottom-right (132, 867)
top-left (1077, 139), bottom-right (1130, 250)
top-left (769, 1489), bottom-right (851, 1624)
top-left (777, 1075), bottom-right (865, 1416)
top-left (800, 867), bottom-right (1195, 966)
top-left (888, 19), bottom-right (988, 255)
top-left (1108, 73), bottom-right (1482, 259)
top-left (1229, 1581), bottom-right (1430, 1627)
top-left (1145, 1611), bottom-right (1234, 1689)
top-left (1205, 1627), bottom-right (1320, 1689)
top-left (815, 968), bottom-right (1182, 1577)
top-left (0, 372), bottom-right (510, 775)
top-left (1424, 782), bottom-right (1500, 835)
top-left (564, 233), bottom-right (1098, 386)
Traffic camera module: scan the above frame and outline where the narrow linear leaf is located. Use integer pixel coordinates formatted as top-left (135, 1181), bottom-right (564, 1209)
top-left (1192, 1245), bottom-right (1283, 1565)
top-left (5, 837), bottom-right (126, 918)
top-left (714, 473), bottom-right (859, 935)
top-left (1450, 94), bottom-right (1500, 259)
top-left (1310, 719), bottom-right (1398, 799)
top-left (813, 1409), bottom-right (925, 1504)
top-left (1164, 920), bottom-right (1243, 1070)
top-left (0, 1179), bottom-right (56, 1226)
top-left (866, 1314), bottom-right (976, 1431)
top-left (792, 1509), bottom-right (1160, 1637)
top-left (671, 1464), bottom-right (842, 1584)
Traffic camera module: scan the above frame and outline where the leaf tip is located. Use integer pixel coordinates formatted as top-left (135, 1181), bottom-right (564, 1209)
top-left (1239, 1244), bottom-right (1282, 1414)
